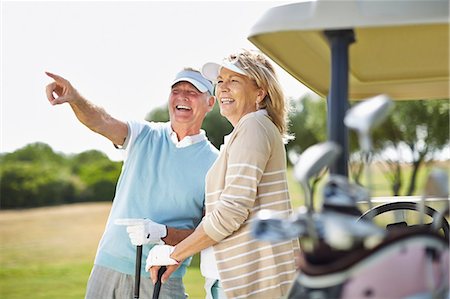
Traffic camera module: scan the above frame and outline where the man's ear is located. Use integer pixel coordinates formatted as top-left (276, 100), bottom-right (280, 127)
top-left (207, 95), bottom-right (216, 112)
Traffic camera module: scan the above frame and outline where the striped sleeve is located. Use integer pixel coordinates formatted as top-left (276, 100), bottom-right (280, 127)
top-left (202, 119), bottom-right (271, 242)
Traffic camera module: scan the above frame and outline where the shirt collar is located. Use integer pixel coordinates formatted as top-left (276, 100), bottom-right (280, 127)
top-left (168, 124), bottom-right (207, 148)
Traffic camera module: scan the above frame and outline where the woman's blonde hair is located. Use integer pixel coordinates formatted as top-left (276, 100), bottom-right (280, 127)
top-left (226, 49), bottom-right (291, 139)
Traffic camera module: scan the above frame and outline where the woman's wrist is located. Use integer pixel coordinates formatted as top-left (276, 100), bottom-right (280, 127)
top-left (170, 247), bottom-right (182, 264)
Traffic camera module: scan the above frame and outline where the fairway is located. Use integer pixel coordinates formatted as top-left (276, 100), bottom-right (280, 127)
top-left (0, 202), bottom-right (205, 299)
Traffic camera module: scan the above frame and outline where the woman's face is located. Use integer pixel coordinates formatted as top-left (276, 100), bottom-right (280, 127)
top-left (215, 67), bottom-right (263, 127)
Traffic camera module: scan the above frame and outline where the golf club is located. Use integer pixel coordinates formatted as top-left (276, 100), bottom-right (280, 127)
top-left (152, 266), bottom-right (167, 299)
top-left (293, 141), bottom-right (342, 212)
top-left (114, 218), bottom-right (154, 299)
top-left (319, 211), bottom-right (385, 250)
top-left (134, 245), bottom-right (142, 299)
top-left (293, 141), bottom-right (341, 243)
top-left (344, 94), bottom-right (394, 209)
top-left (252, 207), bottom-right (385, 250)
top-left (322, 175), bottom-right (368, 216)
top-left (252, 208), bottom-right (309, 241)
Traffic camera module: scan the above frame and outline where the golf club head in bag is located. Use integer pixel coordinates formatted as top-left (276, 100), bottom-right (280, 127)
top-left (294, 141), bottom-right (342, 212)
top-left (251, 208), bottom-right (309, 241)
top-left (252, 206), bottom-right (385, 251)
top-left (344, 94), bottom-right (394, 153)
top-left (344, 94), bottom-right (394, 209)
top-left (317, 212), bottom-right (385, 250)
top-left (322, 175), bottom-right (368, 216)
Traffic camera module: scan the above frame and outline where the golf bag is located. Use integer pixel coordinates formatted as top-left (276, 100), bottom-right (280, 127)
top-left (288, 227), bottom-right (449, 299)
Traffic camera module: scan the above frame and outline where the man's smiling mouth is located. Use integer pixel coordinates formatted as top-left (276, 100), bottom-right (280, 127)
top-left (176, 105), bottom-right (192, 111)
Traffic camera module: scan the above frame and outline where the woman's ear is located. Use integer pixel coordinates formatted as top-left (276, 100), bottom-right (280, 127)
top-left (256, 89), bottom-right (267, 104)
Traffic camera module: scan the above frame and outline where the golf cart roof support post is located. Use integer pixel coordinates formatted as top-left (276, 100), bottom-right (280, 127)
top-left (324, 29), bottom-right (355, 177)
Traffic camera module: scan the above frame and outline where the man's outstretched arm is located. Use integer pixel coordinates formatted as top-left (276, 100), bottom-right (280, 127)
top-left (45, 72), bottom-right (128, 146)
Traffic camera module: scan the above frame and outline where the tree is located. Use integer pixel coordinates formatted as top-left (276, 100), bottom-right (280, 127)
top-left (372, 99), bottom-right (448, 195)
top-left (202, 103), bottom-right (233, 149)
top-left (70, 150), bottom-right (122, 202)
top-left (1, 142), bottom-right (65, 165)
top-left (0, 153), bottom-right (76, 208)
top-left (0, 143), bottom-right (122, 209)
top-left (371, 116), bottom-right (404, 195)
top-left (145, 104), bottom-right (169, 122)
top-left (286, 95), bottom-right (327, 158)
top-left (287, 95), bottom-right (329, 203)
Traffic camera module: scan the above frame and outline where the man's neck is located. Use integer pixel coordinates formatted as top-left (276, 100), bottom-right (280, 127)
top-left (171, 124), bottom-right (201, 141)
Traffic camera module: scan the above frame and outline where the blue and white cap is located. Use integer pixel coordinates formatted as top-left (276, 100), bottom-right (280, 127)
top-left (172, 70), bottom-right (214, 95)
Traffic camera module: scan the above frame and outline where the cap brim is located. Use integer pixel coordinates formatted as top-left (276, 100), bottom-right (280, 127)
top-left (172, 77), bottom-right (208, 93)
top-left (201, 61), bottom-right (246, 81)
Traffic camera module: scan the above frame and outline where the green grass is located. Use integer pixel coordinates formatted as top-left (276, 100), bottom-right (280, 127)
top-left (0, 261), bottom-right (205, 298)
top-left (184, 264), bottom-right (205, 298)
top-left (0, 261), bottom-right (206, 299)
top-left (0, 203), bottom-right (206, 299)
top-left (0, 263), bottom-right (91, 299)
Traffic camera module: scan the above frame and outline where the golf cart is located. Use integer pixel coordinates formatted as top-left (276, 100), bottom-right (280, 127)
top-left (249, 1), bottom-right (449, 298)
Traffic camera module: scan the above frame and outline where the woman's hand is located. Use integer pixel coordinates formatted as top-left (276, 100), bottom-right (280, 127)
top-left (149, 264), bottom-right (182, 284)
top-left (146, 245), bottom-right (181, 283)
top-left (147, 225), bottom-right (218, 283)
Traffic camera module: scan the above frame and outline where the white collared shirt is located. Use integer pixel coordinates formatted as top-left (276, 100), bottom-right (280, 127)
top-left (168, 125), bottom-right (207, 148)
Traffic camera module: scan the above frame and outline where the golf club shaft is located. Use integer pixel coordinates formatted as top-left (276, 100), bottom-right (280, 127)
top-left (134, 245), bottom-right (143, 299)
top-left (152, 266), bottom-right (167, 299)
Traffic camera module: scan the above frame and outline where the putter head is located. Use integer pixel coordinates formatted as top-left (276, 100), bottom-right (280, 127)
top-left (344, 94), bottom-right (394, 134)
top-left (293, 141), bottom-right (342, 184)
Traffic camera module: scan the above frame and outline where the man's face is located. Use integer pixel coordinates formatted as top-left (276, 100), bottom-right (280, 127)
top-left (168, 81), bottom-right (214, 130)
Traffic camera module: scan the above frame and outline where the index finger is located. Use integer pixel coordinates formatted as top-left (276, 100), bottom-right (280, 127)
top-left (45, 71), bottom-right (68, 83)
top-left (114, 218), bottom-right (145, 226)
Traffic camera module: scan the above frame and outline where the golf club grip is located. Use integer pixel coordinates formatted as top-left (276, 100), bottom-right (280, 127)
top-left (134, 245), bottom-right (143, 299)
top-left (152, 266), bottom-right (167, 299)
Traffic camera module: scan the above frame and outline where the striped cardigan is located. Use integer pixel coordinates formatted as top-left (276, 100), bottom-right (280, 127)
top-left (202, 110), bottom-right (299, 299)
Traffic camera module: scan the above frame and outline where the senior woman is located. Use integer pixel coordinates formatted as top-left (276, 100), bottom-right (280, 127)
top-left (147, 49), bottom-right (299, 299)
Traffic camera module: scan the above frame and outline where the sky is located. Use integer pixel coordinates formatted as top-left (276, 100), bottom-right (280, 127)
top-left (1, 1), bottom-right (313, 161)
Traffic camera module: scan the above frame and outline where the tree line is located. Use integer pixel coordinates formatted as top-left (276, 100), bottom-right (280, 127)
top-left (0, 143), bottom-right (122, 209)
top-left (1, 97), bottom-right (448, 209)
top-left (288, 96), bottom-right (448, 198)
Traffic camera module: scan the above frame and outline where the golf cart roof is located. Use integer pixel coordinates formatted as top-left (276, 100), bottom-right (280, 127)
top-left (248, 0), bottom-right (449, 100)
